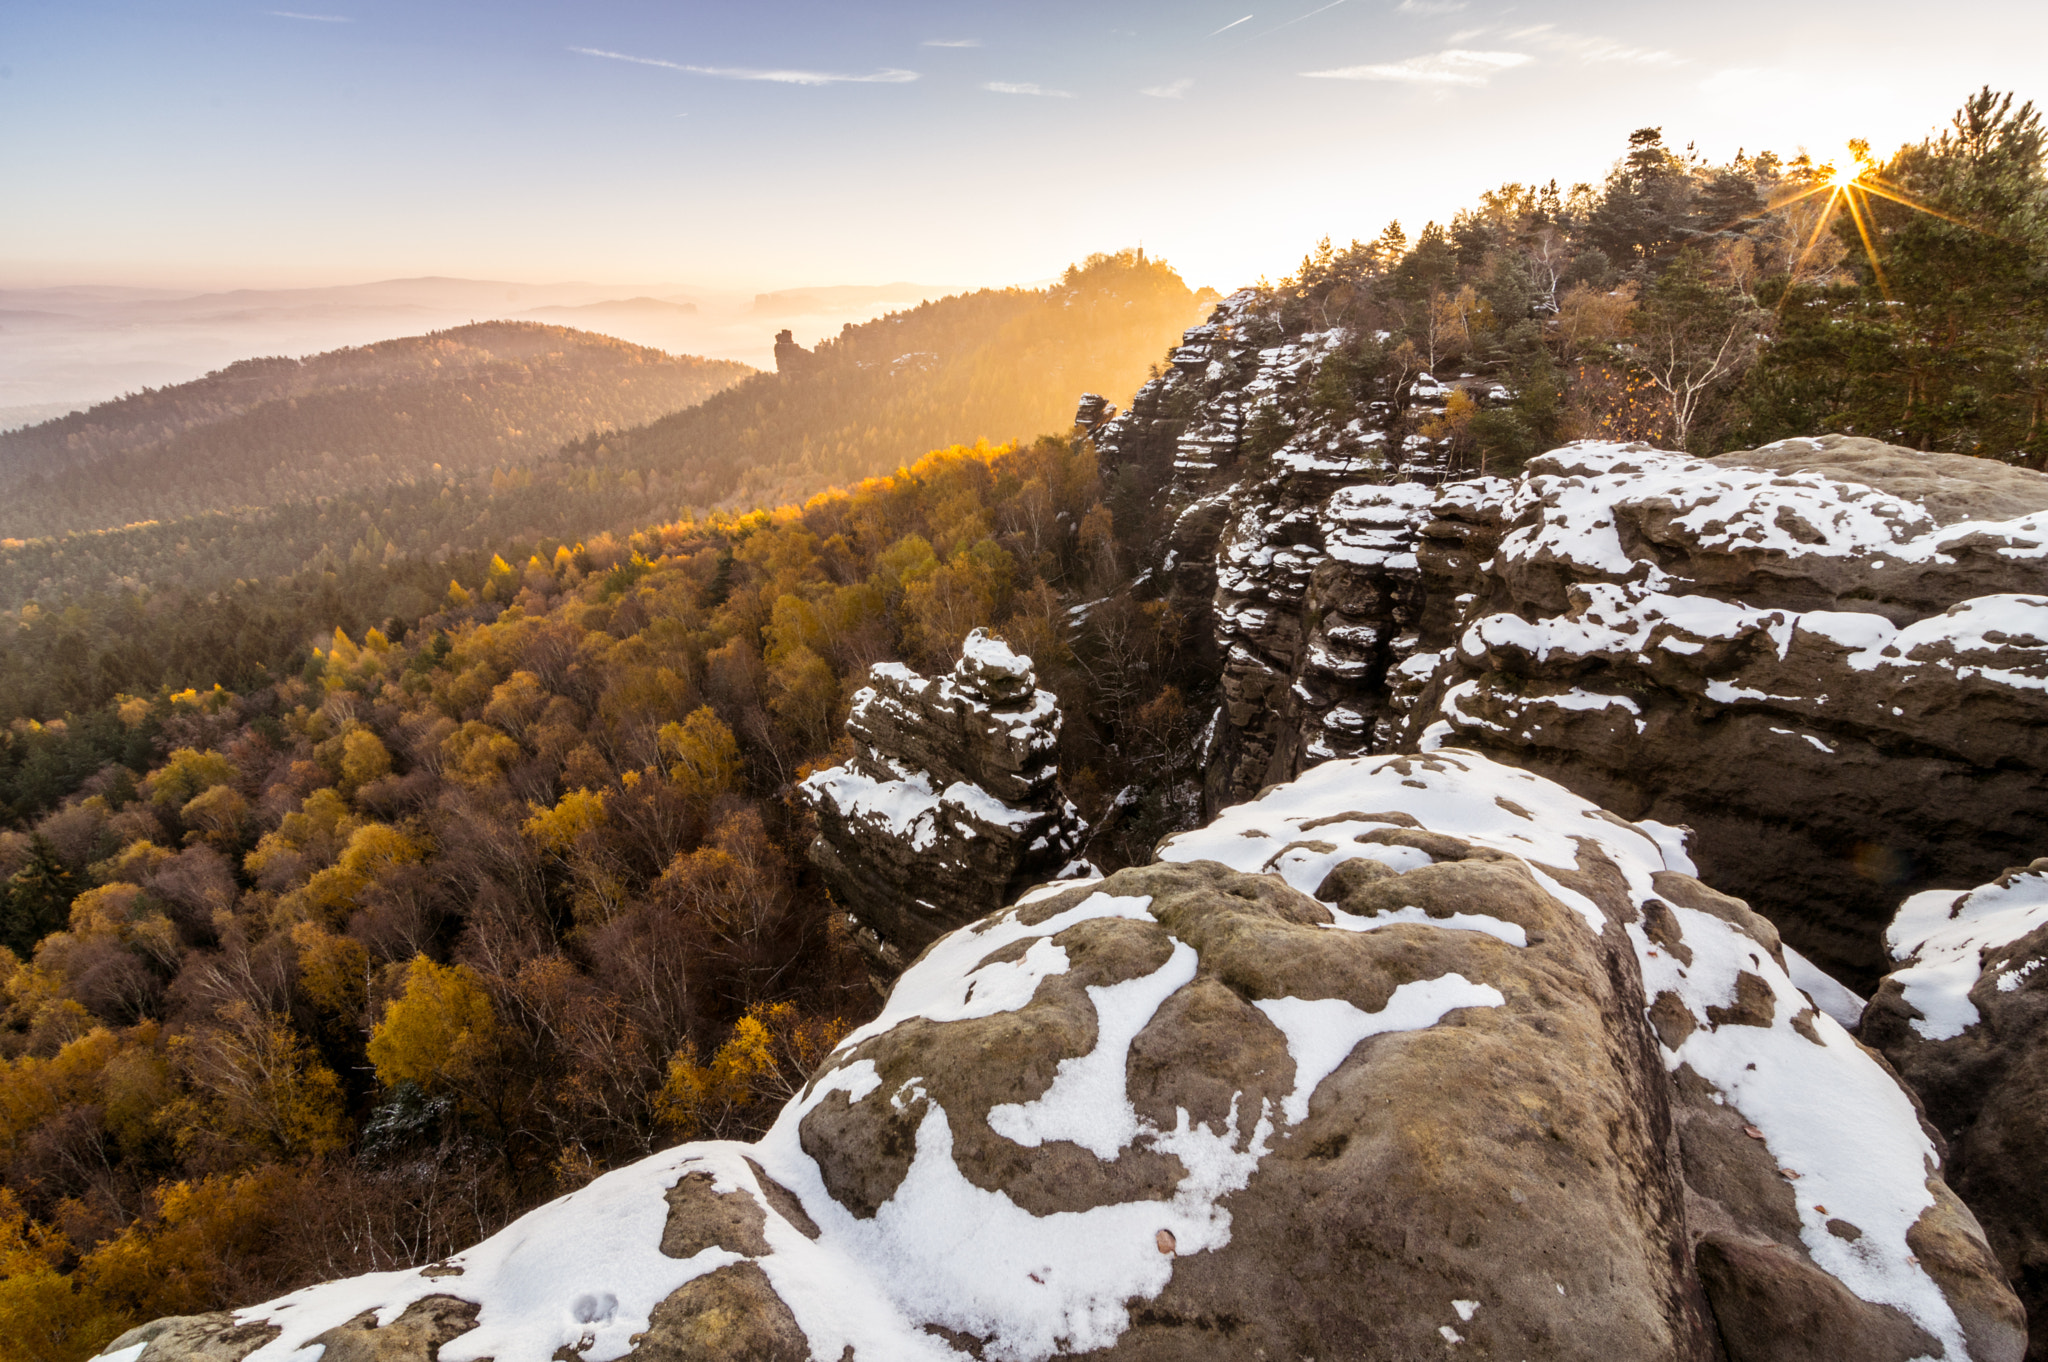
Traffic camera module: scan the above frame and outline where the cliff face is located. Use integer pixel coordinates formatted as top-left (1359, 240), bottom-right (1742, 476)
top-left (1087, 291), bottom-right (1458, 809)
top-left (1096, 293), bottom-right (2048, 985)
top-left (1403, 437), bottom-right (2048, 982)
top-left (104, 751), bottom-right (2024, 1362)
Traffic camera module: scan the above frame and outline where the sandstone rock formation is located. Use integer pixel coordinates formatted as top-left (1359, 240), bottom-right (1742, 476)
top-left (106, 751), bottom-right (2024, 1362)
top-left (1865, 859), bottom-right (2048, 1358)
top-left (1084, 291), bottom-right (1462, 810)
top-left (1091, 290), bottom-right (2048, 988)
top-left (772, 329), bottom-right (816, 377)
top-left (800, 629), bottom-right (1087, 976)
top-left (1403, 438), bottom-right (2048, 983)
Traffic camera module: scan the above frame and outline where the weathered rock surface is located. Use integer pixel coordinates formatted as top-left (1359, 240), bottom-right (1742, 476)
top-left (1865, 860), bottom-right (2048, 1358)
top-left (1404, 438), bottom-right (2048, 984)
top-left (1092, 289), bottom-right (2048, 988)
top-left (109, 751), bottom-right (2023, 1362)
top-left (1084, 291), bottom-right (1461, 808)
top-left (800, 629), bottom-right (1087, 976)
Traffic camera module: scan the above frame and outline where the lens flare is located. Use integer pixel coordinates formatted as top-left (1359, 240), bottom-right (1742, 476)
top-left (1761, 144), bottom-right (1990, 303)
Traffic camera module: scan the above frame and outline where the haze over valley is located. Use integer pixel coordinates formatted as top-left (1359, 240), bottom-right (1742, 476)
top-left (0, 276), bottom-right (966, 423)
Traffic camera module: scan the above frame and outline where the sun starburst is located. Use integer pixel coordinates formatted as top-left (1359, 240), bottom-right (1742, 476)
top-left (1764, 142), bottom-right (1986, 301)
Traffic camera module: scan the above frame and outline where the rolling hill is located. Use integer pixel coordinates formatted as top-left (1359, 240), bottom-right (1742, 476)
top-left (0, 322), bottom-right (752, 540)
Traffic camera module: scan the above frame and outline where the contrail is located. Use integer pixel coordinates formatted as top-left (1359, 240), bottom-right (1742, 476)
top-left (1208, 14), bottom-right (1254, 36)
top-left (1251, 0), bottom-right (1347, 38)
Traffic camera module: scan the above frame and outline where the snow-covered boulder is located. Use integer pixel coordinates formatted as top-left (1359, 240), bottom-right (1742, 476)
top-left (1864, 858), bottom-right (2048, 1356)
top-left (801, 629), bottom-right (1087, 978)
top-left (1405, 435), bottom-right (2048, 984)
top-left (107, 751), bottom-right (2022, 1362)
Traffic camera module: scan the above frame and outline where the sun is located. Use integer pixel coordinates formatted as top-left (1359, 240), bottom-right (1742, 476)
top-left (1767, 142), bottom-right (1979, 300)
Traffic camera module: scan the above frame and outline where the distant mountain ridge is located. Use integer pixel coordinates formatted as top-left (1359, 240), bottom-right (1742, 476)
top-left (0, 321), bottom-right (751, 539)
top-left (0, 251), bottom-right (1215, 712)
top-left (523, 297), bottom-right (698, 320)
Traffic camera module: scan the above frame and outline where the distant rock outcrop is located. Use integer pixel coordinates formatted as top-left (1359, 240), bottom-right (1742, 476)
top-left (800, 629), bottom-right (1087, 978)
top-left (1072, 391), bottom-right (1114, 431)
top-left (104, 751), bottom-right (2024, 1362)
top-left (772, 328), bottom-right (816, 376)
top-left (1865, 859), bottom-right (2048, 1359)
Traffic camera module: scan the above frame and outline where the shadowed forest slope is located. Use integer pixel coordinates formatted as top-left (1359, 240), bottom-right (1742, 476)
top-left (0, 324), bottom-right (753, 539)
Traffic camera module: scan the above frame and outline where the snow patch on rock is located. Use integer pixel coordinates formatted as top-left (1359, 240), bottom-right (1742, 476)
top-left (1886, 865), bottom-right (2048, 1040)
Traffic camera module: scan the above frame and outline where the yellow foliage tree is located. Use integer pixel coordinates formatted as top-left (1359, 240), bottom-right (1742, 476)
top-left (336, 727), bottom-right (392, 795)
top-left (765, 644), bottom-right (839, 754)
top-left (178, 783), bottom-right (250, 849)
top-left (1420, 388), bottom-right (1479, 462)
top-left (653, 1009), bottom-right (777, 1138)
top-left (291, 921), bottom-right (369, 1019)
top-left (522, 789), bottom-right (606, 856)
top-left (147, 749), bottom-right (236, 811)
top-left (326, 628), bottom-right (361, 670)
top-left (0, 1189), bottom-right (130, 1362)
top-left (366, 957), bottom-right (497, 1093)
top-left (481, 671), bottom-right (549, 735)
top-left (438, 720), bottom-right (520, 789)
top-left (244, 788), bottom-right (357, 887)
top-left (289, 822), bottom-right (424, 927)
top-left (657, 706), bottom-right (741, 806)
top-left (166, 1002), bottom-right (348, 1163)
top-left (653, 1002), bottom-right (844, 1139)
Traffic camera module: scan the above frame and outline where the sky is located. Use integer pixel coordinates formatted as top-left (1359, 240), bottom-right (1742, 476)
top-left (4, 0), bottom-right (2046, 295)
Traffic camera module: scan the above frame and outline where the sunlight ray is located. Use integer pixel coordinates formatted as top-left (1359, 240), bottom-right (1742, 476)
top-left (1840, 187), bottom-right (1892, 298)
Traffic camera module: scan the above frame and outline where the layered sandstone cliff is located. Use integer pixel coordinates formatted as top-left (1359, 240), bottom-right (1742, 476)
top-left (1866, 859), bottom-right (2048, 1358)
top-left (1091, 293), bottom-right (2048, 985)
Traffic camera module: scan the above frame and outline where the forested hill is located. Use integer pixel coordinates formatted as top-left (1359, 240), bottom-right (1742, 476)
top-left (564, 249), bottom-right (1220, 510)
top-left (0, 254), bottom-right (1212, 616)
top-left (0, 324), bottom-right (753, 539)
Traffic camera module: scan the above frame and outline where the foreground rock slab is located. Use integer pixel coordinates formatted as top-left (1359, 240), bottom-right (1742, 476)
top-left (107, 752), bottom-right (2023, 1362)
top-left (1866, 858), bottom-right (2048, 1359)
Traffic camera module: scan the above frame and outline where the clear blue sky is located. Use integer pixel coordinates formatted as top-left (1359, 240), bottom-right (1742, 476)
top-left (4, 0), bottom-right (2044, 292)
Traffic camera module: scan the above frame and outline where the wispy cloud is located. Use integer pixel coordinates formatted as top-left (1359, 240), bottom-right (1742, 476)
top-left (1395, 0), bottom-right (1466, 13)
top-left (984, 81), bottom-right (1074, 97)
top-left (1503, 25), bottom-right (1682, 65)
top-left (921, 38), bottom-right (981, 47)
top-left (1140, 78), bottom-right (1194, 98)
top-left (1305, 48), bottom-right (1529, 84)
top-left (570, 47), bottom-right (918, 85)
top-left (1207, 14), bottom-right (1254, 36)
top-left (269, 10), bottom-right (350, 20)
